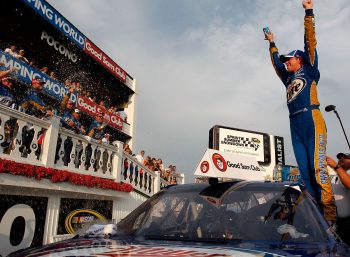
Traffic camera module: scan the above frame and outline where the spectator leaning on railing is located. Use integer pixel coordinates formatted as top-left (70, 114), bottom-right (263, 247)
top-left (0, 72), bottom-right (20, 154)
top-left (21, 78), bottom-right (46, 118)
top-left (60, 108), bottom-right (86, 166)
top-left (15, 49), bottom-right (29, 64)
top-left (135, 150), bottom-right (145, 164)
top-left (123, 143), bottom-right (132, 155)
top-left (59, 85), bottom-right (75, 115)
top-left (4, 45), bottom-right (17, 57)
top-left (61, 108), bottom-right (85, 135)
top-left (39, 66), bottom-right (49, 74)
top-left (0, 69), bottom-right (19, 108)
top-left (84, 113), bottom-right (107, 170)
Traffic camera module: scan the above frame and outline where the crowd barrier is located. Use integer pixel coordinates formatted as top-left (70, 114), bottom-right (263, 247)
top-left (0, 104), bottom-right (184, 196)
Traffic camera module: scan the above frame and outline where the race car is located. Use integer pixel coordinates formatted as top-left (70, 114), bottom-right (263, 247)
top-left (11, 180), bottom-right (350, 256)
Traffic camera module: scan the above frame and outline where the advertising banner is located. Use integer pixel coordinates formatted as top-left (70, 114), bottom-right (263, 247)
top-left (84, 39), bottom-right (126, 83)
top-left (21, 0), bottom-right (86, 49)
top-left (274, 136), bottom-right (285, 166)
top-left (20, 0), bottom-right (127, 83)
top-left (217, 127), bottom-right (267, 163)
top-left (0, 195), bottom-right (48, 257)
top-left (194, 148), bottom-right (264, 181)
top-left (40, 30), bottom-right (78, 64)
top-left (0, 50), bottom-right (77, 102)
top-left (57, 198), bottom-right (113, 235)
top-left (77, 95), bottom-right (123, 130)
top-left (281, 166), bottom-right (300, 182)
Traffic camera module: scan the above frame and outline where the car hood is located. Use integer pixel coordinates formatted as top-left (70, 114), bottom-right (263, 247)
top-left (10, 237), bottom-right (348, 257)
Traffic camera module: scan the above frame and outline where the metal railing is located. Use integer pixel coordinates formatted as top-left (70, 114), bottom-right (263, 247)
top-left (0, 105), bottom-right (184, 196)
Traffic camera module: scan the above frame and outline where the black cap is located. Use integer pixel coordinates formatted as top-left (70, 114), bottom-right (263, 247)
top-left (336, 153), bottom-right (350, 159)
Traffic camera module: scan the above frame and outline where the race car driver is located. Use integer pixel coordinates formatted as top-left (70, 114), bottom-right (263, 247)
top-left (263, 0), bottom-right (336, 223)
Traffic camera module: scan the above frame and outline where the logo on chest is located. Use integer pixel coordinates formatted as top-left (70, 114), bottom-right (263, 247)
top-left (286, 77), bottom-right (306, 103)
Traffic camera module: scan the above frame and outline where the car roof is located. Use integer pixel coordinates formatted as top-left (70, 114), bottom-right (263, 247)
top-left (164, 180), bottom-right (297, 193)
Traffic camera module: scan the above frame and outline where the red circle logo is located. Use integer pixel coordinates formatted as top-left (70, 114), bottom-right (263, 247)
top-left (200, 161), bottom-right (210, 173)
top-left (212, 153), bottom-right (227, 172)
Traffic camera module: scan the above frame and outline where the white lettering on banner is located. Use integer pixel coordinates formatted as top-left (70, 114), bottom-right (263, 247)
top-left (44, 80), bottom-right (74, 100)
top-left (103, 56), bottom-right (115, 71)
top-left (97, 107), bottom-right (110, 121)
top-left (111, 115), bottom-right (123, 128)
top-left (31, 0), bottom-right (54, 20)
top-left (115, 67), bottom-right (125, 79)
top-left (0, 204), bottom-right (36, 257)
top-left (24, 0), bottom-right (85, 47)
top-left (84, 39), bottom-right (126, 82)
top-left (78, 97), bottom-right (96, 113)
top-left (41, 31), bottom-right (77, 63)
top-left (1, 54), bottom-right (39, 82)
top-left (1, 50), bottom-right (74, 101)
top-left (77, 96), bottom-right (123, 130)
top-left (54, 15), bottom-right (84, 45)
top-left (276, 138), bottom-right (284, 165)
top-left (85, 42), bottom-right (102, 60)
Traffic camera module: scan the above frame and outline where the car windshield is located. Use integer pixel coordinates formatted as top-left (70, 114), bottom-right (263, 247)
top-left (117, 182), bottom-right (330, 243)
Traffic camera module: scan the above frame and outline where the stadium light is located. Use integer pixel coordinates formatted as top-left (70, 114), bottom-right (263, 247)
top-left (325, 105), bottom-right (350, 150)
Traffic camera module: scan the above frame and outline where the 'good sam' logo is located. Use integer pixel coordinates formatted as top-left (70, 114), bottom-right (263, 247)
top-left (200, 161), bottom-right (209, 173)
top-left (286, 77), bottom-right (306, 103)
top-left (212, 153), bottom-right (227, 172)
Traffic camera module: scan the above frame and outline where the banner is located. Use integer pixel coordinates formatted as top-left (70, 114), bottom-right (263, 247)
top-left (21, 0), bottom-right (127, 83)
top-left (0, 50), bottom-right (77, 102)
top-left (40, 30), bottom-right (78, 63)
top-left (77, 95), bottom-right (123, 130)
top-left (21, 0), bottom-right (85, 48)
top-left (217, 127), bottom-right (268, 163)
top-left (0, 195), bottom-right (48, 257)
top-left (84, 39), bottom-right (126, 82)
top-left (194, 148), bottom-right (264, 181)
top-left (57, 198), bottom-right (112, 235)
top-left (274, 136), bottom-right (285, 166)
top-left (281, 166), bottom-right (300, 182)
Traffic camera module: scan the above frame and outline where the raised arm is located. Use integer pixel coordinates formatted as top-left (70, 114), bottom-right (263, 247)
top-left (264, 30), bottom-right (289, 85)
top-left (0, 67), bottom-right (18, 79)
top-left (303, 0), bottom-right (318, 68)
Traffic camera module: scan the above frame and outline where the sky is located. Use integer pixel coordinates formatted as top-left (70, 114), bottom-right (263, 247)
top-left (47, 0), bottom-right (350, 182)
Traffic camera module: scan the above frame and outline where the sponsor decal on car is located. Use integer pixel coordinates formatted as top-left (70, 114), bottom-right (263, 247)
top-left (25, 244), bottom-right (285, 257)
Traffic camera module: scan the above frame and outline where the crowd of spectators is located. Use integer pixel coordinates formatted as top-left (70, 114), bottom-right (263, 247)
top-left (1, 44), bottom-right (128, 122)
top-left (124, 146), bottom-right (179, 185)
top-left (0, 44), bottom-right (129, 163)
top-left (1, 44), bottom-right (180, 181)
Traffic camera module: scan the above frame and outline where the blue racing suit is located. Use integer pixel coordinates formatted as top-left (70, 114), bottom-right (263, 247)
top-left (61, 112), bottom-right (83, 134)
top-left (21, 88), bottom-right (46, 117)
top-left (0, 84), bottom-right (16, 107)
top-left (84, 120), bottom-right (106, 170)
top-left (269, 9), bottom-right (336, 221)
top-left (60, 111), bottom-right (84, 166)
